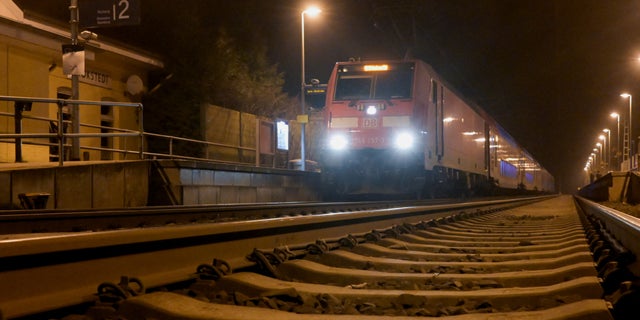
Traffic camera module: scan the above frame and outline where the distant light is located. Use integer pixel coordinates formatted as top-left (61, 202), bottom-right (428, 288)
top-left (443, 117), bottom-right (455, 123)
top-left (364, 64), bottom-right (389, 71)
top-left (611, 112), bottom-right (619, 118)
top-left (603, 128), bottom-right (610, 133)
top-left (366, 105), bottom-right (377, 115)
top-left (621, 93), bottom-right (631, 98)
top-left (599, 135), bottom-right (605, 140)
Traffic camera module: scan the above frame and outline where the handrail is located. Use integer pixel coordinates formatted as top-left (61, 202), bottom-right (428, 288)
top-left (0, 95), bottom-right (143, 166)
top-left (0, 95), bottom-right (270, 168)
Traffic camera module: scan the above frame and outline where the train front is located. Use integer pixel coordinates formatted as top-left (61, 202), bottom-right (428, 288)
top-left (320, 60), bottom-right (425, 198)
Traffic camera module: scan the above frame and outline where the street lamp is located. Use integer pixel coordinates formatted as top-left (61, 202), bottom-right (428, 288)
top-left (599, 134), bottom-right (608, 171)
top-left (621, 93), bottom-right (632, 165)
top-left (611, 112), bottom-right (620, 170)
top-left (299, 6), bottom-right (321, 171)
top-left (603, 129), bottom-right (611, 171)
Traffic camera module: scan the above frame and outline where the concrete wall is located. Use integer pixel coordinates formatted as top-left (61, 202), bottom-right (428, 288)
top-left (0, 159), bottom-right (321, 210)
top-left (148, 160), bottom-right (321, 205)
top-left (0, 161), bottom-right (149, 209)
top-left (577, 171), bottom-right (630, 203)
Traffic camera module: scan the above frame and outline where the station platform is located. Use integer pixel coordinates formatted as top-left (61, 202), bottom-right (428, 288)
top-left (0, 159), bottom-right (321, 210)
top-left (577, 171), bottom-right (640, 204)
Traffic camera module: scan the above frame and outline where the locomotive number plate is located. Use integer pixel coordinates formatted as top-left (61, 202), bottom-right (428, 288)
top-left (362, 118), bottom-right (378, 128)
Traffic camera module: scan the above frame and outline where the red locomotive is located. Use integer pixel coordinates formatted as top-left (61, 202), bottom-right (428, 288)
top-left (319, 59), bottom-right (555, 198)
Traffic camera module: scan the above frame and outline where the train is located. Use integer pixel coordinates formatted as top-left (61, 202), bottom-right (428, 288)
top-left (318, 59), bottom-right (555, 199)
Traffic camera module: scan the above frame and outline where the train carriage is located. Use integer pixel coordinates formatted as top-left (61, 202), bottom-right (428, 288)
top-left (320, 59), bottom-right (554, 198)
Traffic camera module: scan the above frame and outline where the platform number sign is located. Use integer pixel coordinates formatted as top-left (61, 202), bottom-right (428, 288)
top-left (79, 0), bottom-right (141, 28)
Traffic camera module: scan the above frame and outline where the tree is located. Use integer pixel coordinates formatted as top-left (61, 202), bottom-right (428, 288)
top-left (137, 2), bottom-right (297, 157)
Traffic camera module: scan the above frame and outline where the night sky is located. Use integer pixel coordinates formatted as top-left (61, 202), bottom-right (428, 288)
top-left (13, 0), bottom-right (640, 193)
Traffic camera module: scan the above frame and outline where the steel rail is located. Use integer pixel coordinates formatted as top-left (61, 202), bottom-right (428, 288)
top-left (0, 197), bottom-right (545, 235)
top-left (574, 196), bottom-right (640, 275)
top-left (0, 197), bottom-right (543, 319)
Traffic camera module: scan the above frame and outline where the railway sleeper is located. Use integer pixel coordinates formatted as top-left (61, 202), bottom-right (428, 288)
top-left (377, 237), bottom-right (590, 255)
top-left (306, 249), bottom-right (596, 274)
top-left (172, 272), bottom-right (608, 318)
top-left (425, 223), bottom-right (584, 236)
top-left (396, 233), bottom-right (588, 248)
top-left (424, 215), bottom-right (582, 230)
top-left (273, 259), bottom-right (598, 289)
top-left (412, 229), bottom-right (587, 243)
top-left (117, 291), bottom-right (613, 320)
top-left (348, 243), bottom-right (590, 263)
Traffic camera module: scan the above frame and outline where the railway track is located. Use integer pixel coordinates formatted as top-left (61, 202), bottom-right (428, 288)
top-left (0, 199), bottom-right (453, 234)
top-left (1, 196), bottom-right (638, 319)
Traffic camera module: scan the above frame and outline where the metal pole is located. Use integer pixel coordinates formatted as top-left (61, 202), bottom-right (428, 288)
top-left (607, 131), bottom-right (611, 171)
top-left (617, 115), bottom-right (620, 170)
top-left (58, 102), bottom-right (65, 166)
top-left (630, 95), bottom-right (633, 167)
top-left (138, 104), bottom-right (144, 159)
top-left (300, 10), bottom-right (306, 171)
top-left (14, 103), bottom-right (23, 162)
top-left (70, 0), bottom-right (80, 160)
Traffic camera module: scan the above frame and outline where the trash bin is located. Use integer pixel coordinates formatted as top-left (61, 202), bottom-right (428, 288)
top-left (18, 192), bottom-right (50, 209)
top-left (288, 159), bottom-right (303, 170)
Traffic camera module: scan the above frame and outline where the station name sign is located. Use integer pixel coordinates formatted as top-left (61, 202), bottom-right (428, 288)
top-left (80, 69), bottom-right (112, 89)
top-left (79, 0), bottom-right (141, 28)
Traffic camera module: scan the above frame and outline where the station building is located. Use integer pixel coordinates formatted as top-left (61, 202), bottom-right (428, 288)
top-left (0, 1), bottom-right (163, 163)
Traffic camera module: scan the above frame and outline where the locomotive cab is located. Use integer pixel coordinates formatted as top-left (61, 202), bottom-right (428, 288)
top-left (320, 61), bottom-right (427, 198)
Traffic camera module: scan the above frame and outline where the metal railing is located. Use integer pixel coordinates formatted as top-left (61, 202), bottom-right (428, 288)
top-left (0, 95), bottom-right (143, 166)
top-left (0, 95), bottom-right (266, 167)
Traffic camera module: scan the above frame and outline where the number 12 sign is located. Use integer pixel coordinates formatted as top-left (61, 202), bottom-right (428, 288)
top-left (79, 0), bottom-right (141, 28)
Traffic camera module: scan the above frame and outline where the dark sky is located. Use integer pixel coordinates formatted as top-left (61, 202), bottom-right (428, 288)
top-left (13, 0), bottom-right (640, 193)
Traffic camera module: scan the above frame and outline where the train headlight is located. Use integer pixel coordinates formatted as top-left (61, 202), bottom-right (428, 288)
top-left (394, 132), bottom-right (414, 150)
top-left (366, 105), bottom-right (378, 115)
top-left (328, 134), bottom-right (349, 150)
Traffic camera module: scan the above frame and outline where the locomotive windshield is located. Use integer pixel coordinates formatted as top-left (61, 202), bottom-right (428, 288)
top-left (334, 62), bottom-right (414, 100)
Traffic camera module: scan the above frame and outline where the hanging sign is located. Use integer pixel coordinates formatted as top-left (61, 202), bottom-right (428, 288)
top-left (79, 0), bottom-right (141, 28)
top-left (62, 44), bottom-right (85, 76)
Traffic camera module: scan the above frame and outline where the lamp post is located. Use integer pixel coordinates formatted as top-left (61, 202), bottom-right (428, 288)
top-left (611, 112), bottom-right (620, 170)
top-left (621, 93), bottom-right (632, 166)
top-left (599, 134), bottom-right (608, 172)
top-left (299, 6), bottom-right (321, 171)
top-left (603, 129), bottom-right (611, 171)
top-left (589, 153), bottom-right (596, 182)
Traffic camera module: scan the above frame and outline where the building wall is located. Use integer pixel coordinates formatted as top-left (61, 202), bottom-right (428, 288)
top-left (0, 11), bottom-right (161, 164)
